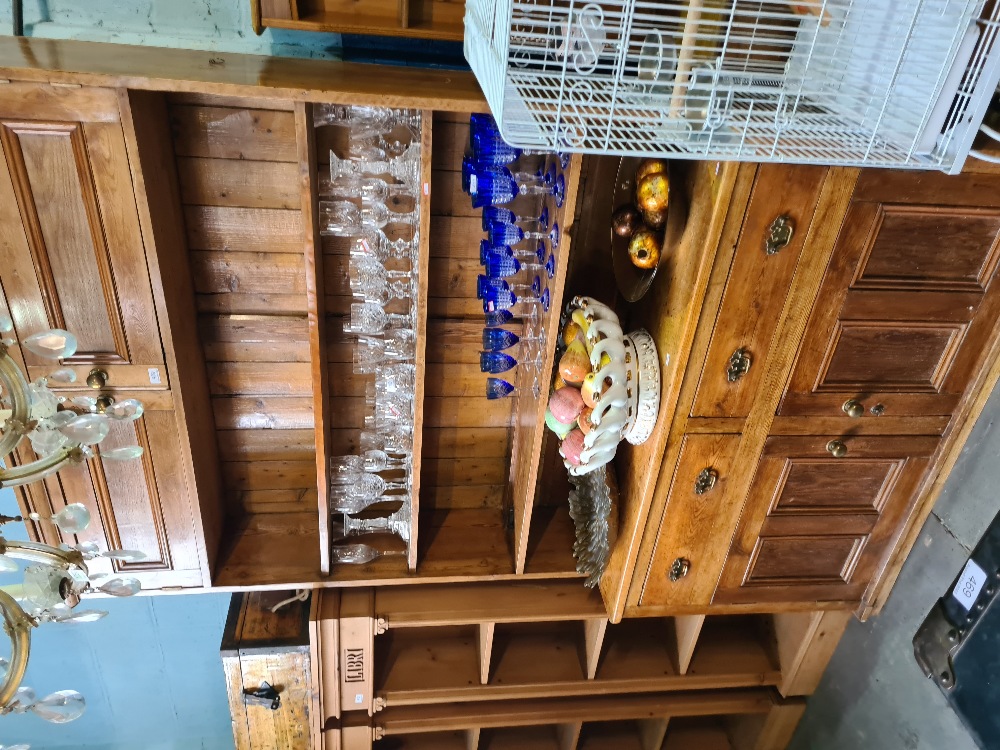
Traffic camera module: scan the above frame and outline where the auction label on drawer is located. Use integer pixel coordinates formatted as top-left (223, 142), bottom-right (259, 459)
top-left (953, 558), bottom-right (987, 611)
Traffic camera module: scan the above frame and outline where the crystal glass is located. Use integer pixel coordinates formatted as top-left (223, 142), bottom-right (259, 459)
top-left (348, 302), bottom-right (411, 335)
top-left (340, 506), bottom-right (411, 542)
top-left (47, 368), bottom-right (77, 384)
top-left (484, 285), bottom-right (551, 314)
top-left (353, 332), bottom-right (415, 374)
top-left (485, 377), bottom-right (517, 399)
top-left (363, 414), bottom-right (413, 453)
top-left (481, 239), bottom-right (548, 267)
top-left (319, 173), bottom-right (407, 201)
top-left (30, 690), bottom-right (86, 723)
top-left (479, 351), bottom-right (518, 374)
top-left (315, 104), bottom-right (420, 136)
top-left (361, 425), bottom-right (413, 455)
top-left (482, 205), bottom-right (549, 232)
top-left (478, 274), bottom-right (542, 300)
top-left (59, 541), bottom-right (146, 562)
top-left (361, 448), bottom-right (408, 472)
top-left (376, 363), bottom-right (416, 396)
top-left (463, 158), bottom-right (565, 209)
top-left (101, 445), bottom-right (145, 461)
top-left (0, 312), bottom-right (12, 333)
top-left (330, 543), bottom-right (405, 565)
top-left (329, 143), bottom-right (421, 193)
top-left (484, 309), bottom-right (514, 327)
top-left (58, 413), bottom-right (110, 446)
top-left (22, 329), bottom-right (78, 359)
top-left (469, 113), bottom-right (570, 169)
top-left (483, 254), bottom-right (556, 281)
top-left (52, 609), bottom-right (108, 624)
top-left (487, 219), bottom-right (560, 250)
top-left (334, 471), bottom-right (408, 501)
top-left (349, 258), bottom-right (414, 303)
top-left (0, 554), bottom-right (18, 573)
top-left (349, 227), bottom-right (415, 265)
top-left (104, 398), bottom-right (144, 422)
top-left (321, 199), bottom-right (415, 236)
top-left (482, 328), bottom-right (541, 352)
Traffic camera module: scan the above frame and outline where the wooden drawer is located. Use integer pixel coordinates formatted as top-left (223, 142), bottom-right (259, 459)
top-left (690, 165), bottom-right (827, 418)
top-left (780, 170), bottom-right (1000, 419)
top-left (639, 434), bottom-right (742, 608)
top-left (715, 434), bottom-right (938, 606)
top-left (221, 591), bottom-right (317, 750)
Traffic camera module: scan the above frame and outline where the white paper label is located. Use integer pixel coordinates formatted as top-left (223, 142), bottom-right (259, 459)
top-left (354, 694), bottom-right (364, 704)
top-left (147, 367), bottom-right (161, 385)
top-left (469, 174), bottom-right (478, 193)
top-left (423, 182), bottom-right (430, 196)
top-left (953, 558), bottom-right (987, 611)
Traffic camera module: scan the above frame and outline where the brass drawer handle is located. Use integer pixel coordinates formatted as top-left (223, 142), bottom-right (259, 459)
top-left (826, 439), bottom-right (847, 458)
top-left (669, 557), bottom-right (690, 582)
top-left (86, 369), bottom-right (108, 389)
top-left (765, 214), bottom-right (794, 255)
top-left (842, 399), bottom-right (864, 418)
top-left (694, 467), bottom-right (718, 495)
top-left (726, 347), bottom-right (752, 382)
top-left (95, 395), bottom-right (115, 414)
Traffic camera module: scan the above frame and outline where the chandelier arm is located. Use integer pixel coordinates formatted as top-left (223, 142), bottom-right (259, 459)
top-left (0, 587), bottom-right (33, 709)
top-left (0, 345), bottom-right (32, 458)
top-left (0, 446), bottom-right (85, 489)
top-left (0, 538), bottom-right (87, 572)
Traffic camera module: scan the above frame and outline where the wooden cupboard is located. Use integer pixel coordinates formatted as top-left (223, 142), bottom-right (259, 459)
top-left (2, 37), bottom-right (1000, 749)
top-left (250, 0), bottom-right (466, 42)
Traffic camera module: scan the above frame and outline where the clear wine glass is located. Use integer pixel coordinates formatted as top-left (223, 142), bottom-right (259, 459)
top-left (348, 302), bottom-right (412, 335)
top-left (341, 506), bottom-right (411, 542)
top-left (314, 104), bottom-right (420, 134)
top-left (319, 173), bottom-right (409, 201)
top-left (353, 332), bottom-right (415, 374)
top-left (329, 143), bottom-right (421, 193)
top-left (361, 424), bottom-right (413, 455)
top-left (376, 363), bottom-right (416, 396)
top-left (329, 542), bottom-right (406, 565)
top-left (351, 228), bottom-right (416, 264)
top-left (349, 257), bottom-right (415, 302)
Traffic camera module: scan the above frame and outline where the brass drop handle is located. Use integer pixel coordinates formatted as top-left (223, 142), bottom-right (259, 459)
top-left (694, 467), bottom-right (718, 495)
top-left (86, 369), bottom-right (108, 389)
top-left (826, 439), bottom-right (847, 458)
top-left (95, 395), bottom-right (115, 414)
top-left (726, 347), bottom-right (752, 382)
top-left (669, 557), bottom-right (690, 582)
top-left (765, 215), bottom-right (794, 255)
top-left (842, 399), bottom-right (864, 418)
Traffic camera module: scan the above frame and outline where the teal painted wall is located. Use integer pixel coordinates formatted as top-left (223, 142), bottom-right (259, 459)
top-left (0, 487), bottom-right (235, 750)
top-left (0, 0), bottom-right (341, 59)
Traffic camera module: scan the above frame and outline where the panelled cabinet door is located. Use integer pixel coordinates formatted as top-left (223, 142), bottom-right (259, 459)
top-left (38, 394), bottom-right (203, 589)
top-left (715, 435), bottom-right (937, 605)
top-left (0, 83), bottom-right (167, 390)
top-left (780, 170), bottom-right (1000, 418)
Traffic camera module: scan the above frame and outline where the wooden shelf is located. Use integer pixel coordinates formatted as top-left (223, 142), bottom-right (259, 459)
top-left (259, 0), bottom-right (466, 40)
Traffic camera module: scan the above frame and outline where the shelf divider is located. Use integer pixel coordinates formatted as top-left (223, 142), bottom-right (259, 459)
top-left (465, 727), bottom-right (480, 750)
top-left (295, 101), bottom-right (333, 575)
top-left (557, 722), bottom-right (583, 750)
top-left (674, 614), bottom-right (706, 675)
top-left (638, 718), bottom-right (670, 750)
top-left (408, 111), bottom-right (433, 571)
top-left (508, 155), bottom-right (584, 574)
top-left (477, 622), bottom-right (496, 685)
top-left (583, 617), bottom-right (609, 680)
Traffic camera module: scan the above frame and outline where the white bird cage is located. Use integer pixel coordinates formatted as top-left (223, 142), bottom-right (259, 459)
top-left (464, 0), bottom-right (1000, 172)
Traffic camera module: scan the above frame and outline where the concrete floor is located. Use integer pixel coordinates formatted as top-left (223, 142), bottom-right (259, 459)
top-left (789, 383), bottom-right (1000, 750)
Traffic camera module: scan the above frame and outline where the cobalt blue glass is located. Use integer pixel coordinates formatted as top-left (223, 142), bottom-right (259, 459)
top-left (480, 240), bottom-right (544, 265)
top-left (482, 205), bottom-right (549, 232)
top-left (485, 377), bottom-right (516, 400)
top-left (462, 156), bottom-right (518, 208)
top-left (484, 310), bottom-right (514, 327)
top-left (471, 131), bottom-right (521, 167)
top-left (479, 351), bottom-right (518, 374)
top-left (484, 254), bottom-right (521, 279)
top-left (483, 328), bottom-right (521, 351)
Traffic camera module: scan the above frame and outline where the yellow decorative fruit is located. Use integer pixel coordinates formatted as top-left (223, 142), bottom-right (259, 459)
top-left (558, 340), bottom-right (590, 386)
top-left (635, 158), bottom-right (667, 183)
top-left (628, 228), bottom-right (662, 270)
top-left (635, 171), bottom-right (670, 215)
top-left (562, 320), bottom-right (582, 347)
top-left (578, 406), bottom-right (595, 435)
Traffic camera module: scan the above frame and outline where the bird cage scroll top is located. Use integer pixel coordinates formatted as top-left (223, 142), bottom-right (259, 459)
top-left (464, 0), bottom-right (1000, 172)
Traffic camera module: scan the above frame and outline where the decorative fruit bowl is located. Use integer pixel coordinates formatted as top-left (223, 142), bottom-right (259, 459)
top-left (547, 296), bottom-right (662, 476)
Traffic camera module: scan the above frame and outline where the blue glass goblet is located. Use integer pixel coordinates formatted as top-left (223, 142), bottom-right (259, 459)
top-left (482, 328), bottom-right (544, 352)
top-left (484, 309), bottom-right (514, 327)
top-left (482, 205), bottom-right (549, 233)
top-left (480, 239), bottom-right (545, 265)
top-left (486, 219), bottom-right (561, 251)
top-left (485, 377), bottom-right (516, 400)
top-left (484, 254), bottom-right (556, 281)
top-left (479, 351), bottom-right (518, 374)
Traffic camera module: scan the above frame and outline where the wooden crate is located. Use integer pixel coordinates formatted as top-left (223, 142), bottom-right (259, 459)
top-left (221, 591), bottom-right (319, 750)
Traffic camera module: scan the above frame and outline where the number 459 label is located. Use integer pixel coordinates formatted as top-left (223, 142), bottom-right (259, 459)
top-left (953, 558), bottom-right (987, 611)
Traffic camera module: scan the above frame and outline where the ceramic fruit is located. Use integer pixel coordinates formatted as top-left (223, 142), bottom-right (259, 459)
top-left (560, 429), bottom-right (586, 466)
top-left (562, 320), bottom-right (582, 347)
top-left (628, 228), bottom-right (662, 270)
top-left (558, 340), bottom-right (590, 385)
top-left (553, 372), bottom-right (567, 391)
top-left (578, 406), bottom-right (595, 435)
top-left (612, 205), bottom-right (642, 238)
top-left (580, 372), bottom-right (604, 408)
top-left (642, 205), bottom-right (667, 230)
top-left (571, 309), bottom-right (595, 353)
top-left (635, 158), bottom-right (667, 183)
top-left (545, 409), bottom-right (576, 440)
top-left (549, 386), bottom-right (585, 424)
top-left (635, 172), bottom-right (670, 214)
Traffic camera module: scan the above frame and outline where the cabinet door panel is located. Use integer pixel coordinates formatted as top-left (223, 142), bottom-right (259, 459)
top-left (0, 95), bottom-right (166, 389)
top-left (782, 176), bottom-right (1000, 418)
top-left (715, 435), bottom-right (936, 605)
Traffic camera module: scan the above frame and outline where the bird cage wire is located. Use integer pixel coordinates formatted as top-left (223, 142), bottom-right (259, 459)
top-left (464, 0), bottom-right (1000, 172)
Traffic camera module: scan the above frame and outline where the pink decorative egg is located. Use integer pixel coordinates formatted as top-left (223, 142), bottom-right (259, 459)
top-left (560, 429), bottom-right (586, 466)
top-left (548, 386), bottom-right (584, 424)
